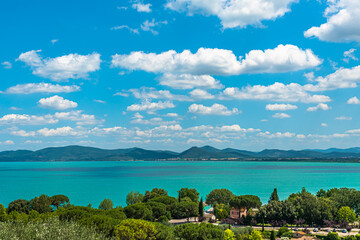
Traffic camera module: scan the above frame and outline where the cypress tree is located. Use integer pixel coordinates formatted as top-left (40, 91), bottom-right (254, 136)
top-left (271, 230), bottom-right (276, 240)
top-left (269, 188), bottom-right (279, 203)
top-left (199, 197), bottom-right (204, 217)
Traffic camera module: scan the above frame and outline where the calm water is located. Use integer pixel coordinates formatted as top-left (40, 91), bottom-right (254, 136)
top-left (1, 161), bottom-right (360, 207)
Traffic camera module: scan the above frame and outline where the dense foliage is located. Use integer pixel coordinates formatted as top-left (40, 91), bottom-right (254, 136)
top-left (2, 187), bottom-right (360, 239)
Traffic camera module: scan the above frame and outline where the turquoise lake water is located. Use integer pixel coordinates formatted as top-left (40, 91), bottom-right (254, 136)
top-left (1, 161), bottom-right (360, 207)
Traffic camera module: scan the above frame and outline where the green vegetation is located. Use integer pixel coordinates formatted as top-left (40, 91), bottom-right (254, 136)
top-left (2, 187), bottom-right (360, 239)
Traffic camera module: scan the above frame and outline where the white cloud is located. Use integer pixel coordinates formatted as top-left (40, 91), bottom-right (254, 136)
top-left (38, 95), bottom-right (78, 110)
top-left (159, 73), bottom-right (223, 89)
top-left (18, 50), bottom-right (101, 81)
top-left (306, 103), bottom-right (331, 112)
top-left (308, 65), bottom-right (360, 91)
top-left (0, 114), bottom-right (58, 125)
top-left (111, 25), bottom-right (140, 34)
top-left (165, 0), bottom-right (297, 29)
top-left (129, 87), bottom-right (191, 101)
top-left (51, 39), bottom-right (59, 44)
top-left (304, 72), bottom-right (315, 81)
top-left (321, 123), bottom-right (328, 127)
top-left (343, 48), bottom-right (358, 62)
top-left (11, 129), bottom-right (36, 137)
top-left (219, 124), bottom-right (260, 133)
top-left (272, 113), bottom-right (291, 119)
top-left (347, 96), bottom-right (360, 104)
top-left (132, 2), bottom-right (152, 12)
top-left (346, 129), bottom-right (360, 134)
top-left (131, 113), bottom-right (177, 125)
top-left (141, 19), bottom-right (168, 35)
top-left (112, 44), bottom-right (321, 76)
top-left (9, 107), bottom-right (22, 111)
top-left (37, 126), bottom-right (82, 136)
top-left (54, 111), bottom-right (101, 125)
top-left (5, 83), bottom-right (80, 94)
top-left (94, 99), bottom-right (106, 104)
top-left (189, 89), bottom-right (215, 99)
top-left (188, 103), bottom-right (239, 115)
top-left (257, 131), bottom-right (295, 138)
top-left (165, 113), bottom-right (179, 117)
top-left (222, 83), bottom-right (331, 103)
top-left (0, 140), bottom-right (14, 145)
top-left (336, 116), bottom-right (352, 120)
top-left (1, 61), bottom-right (12, 69)
top-left (265, 103), bottom-right (297, 111)
top-left (304, 0), bottom-right (360, 42)
top-left (127, 101), bottom-right (175, 112)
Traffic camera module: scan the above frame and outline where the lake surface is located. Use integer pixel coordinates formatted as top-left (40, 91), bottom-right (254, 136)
top-left (1, 161), bottom-right (360, 207)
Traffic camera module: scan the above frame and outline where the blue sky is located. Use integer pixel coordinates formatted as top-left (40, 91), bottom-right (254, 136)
top-left (1, 0), bottom-right (360, 151)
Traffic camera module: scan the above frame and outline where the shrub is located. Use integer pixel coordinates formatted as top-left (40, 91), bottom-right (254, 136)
top-left (124, 203), bottom-right (153, 221)
top-left (114, 219), bottom-right (158, 240)
top-left (0, 217), bottom-right (111, 240)
top-left (80, 215), bottom-right (121, 236)
top-left (8, 199), bottom-right (30, 214)
top-left (175, 222), bottom-right (224, 240)
top-left (326, 232), bottom-right (340, 240)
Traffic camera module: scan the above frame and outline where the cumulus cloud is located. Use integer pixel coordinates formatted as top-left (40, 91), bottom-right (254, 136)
top-left (306, 103), bottom-right (331, 112)
top-left (127, 101), bottom-right (175, 112)
top-left (131, 113), bottom-right (177, 125)
top-left (265, 103), bottom-right (297, 111)
top-left (188, 103), bottom-right (239, 115)
top-left (159, 73), bottom-right (223, 89)
top-left (37, 126), bottom-right (82, 136)
top-left (112, 45), bottom-right (321, 76)
top-left (38, 95), bottom-right (78, 110)
top-left (132, 1), bottom-right (152, 12)
top-left (165, 0), bottom-right (297, 29)
top-left (129, 87), bottom-right (191, 101)
top-left (347, 96), bottom-right (360, 104)
top-left (257, 131), bottom-right (295, 138)
top-left (0, 140), bottom-right (14, 145)
top-left (54, 111), bottom-right (101, 125)
top-left (304, 0), bottom-right (360, 42)
top-left (18, 50), bottom-right (101, 81)
top-left (222, 83), bottom-right (331, 103)
top-left (189, 89), bottom-right (215, 99)
top-left (272, 113), bottom-right (291, 119)
top-left (321, 123), bottom-right (328, 127)
top-left (0, 114), bottom-right (58, 125)
top-left (5, 83), bottom-right (80, 94)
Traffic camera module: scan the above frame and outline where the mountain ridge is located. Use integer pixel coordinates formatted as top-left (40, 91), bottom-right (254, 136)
top-left (1, 145), bottom-right (360, 162)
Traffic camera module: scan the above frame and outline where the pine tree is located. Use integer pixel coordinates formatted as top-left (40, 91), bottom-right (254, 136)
top-left (269, 188), bottom-right (279, 203)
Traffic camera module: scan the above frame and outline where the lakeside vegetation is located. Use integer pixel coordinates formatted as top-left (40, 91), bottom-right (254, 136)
top-left (2, 187), bottom-right (360, 239)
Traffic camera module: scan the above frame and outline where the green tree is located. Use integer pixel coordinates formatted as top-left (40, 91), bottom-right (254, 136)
top-left (249, 230), bottom-right (263, 240)
top-left (206, 189), bottom-right (234, 205)
top-left (0, 204), bottom-right (7, 221)
top-left (230, 195), bottom-right (262, 210)
top-left (199, 197), bottom-right (204, 217)
top-left (126, 191), bottom-right (144, 206)
top-left (124, 203), bottom-right (153, 221)
top-left (178, 188), bottom-right (199, 203)
top-left (171, 201), bottom-right (198, 220)
top-left (143, 188), bottom-right (168, 202)
top-left (326, 232), bottom-right (340, 240)
top-left (214, 203), bottom-right (229, 220)
top-left (225, 229), bottom-right (235, 240)
top-left (114, 219), bottom-right (157, 240)
top-left (50, 195), bottom-right (69, 209)
top-left (146, 201), bottom-right (170, 220)
top-left (7, 199), bottom-right (30, 214)
top-left (153, 222), bottom-right (175, 240)
top-left (30, 195), bottom-right (52, 213)
top-left (99, 198), bottom-right (113, 210)
top-left (269, 188), bottom-right (279, 203)
top-left (80, 215), bottom-right (121, 237)
top-left (337, 206), bottom-right (356, 223)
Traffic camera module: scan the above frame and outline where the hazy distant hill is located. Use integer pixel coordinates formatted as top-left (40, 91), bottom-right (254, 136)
top-left (1, 145), bottom-right (360, 162)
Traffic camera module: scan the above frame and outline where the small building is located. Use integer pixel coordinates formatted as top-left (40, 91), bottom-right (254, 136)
top-left (293, 231), bottom-right (306, 238)
top-left (229, 207), bottom-right (248, 219)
